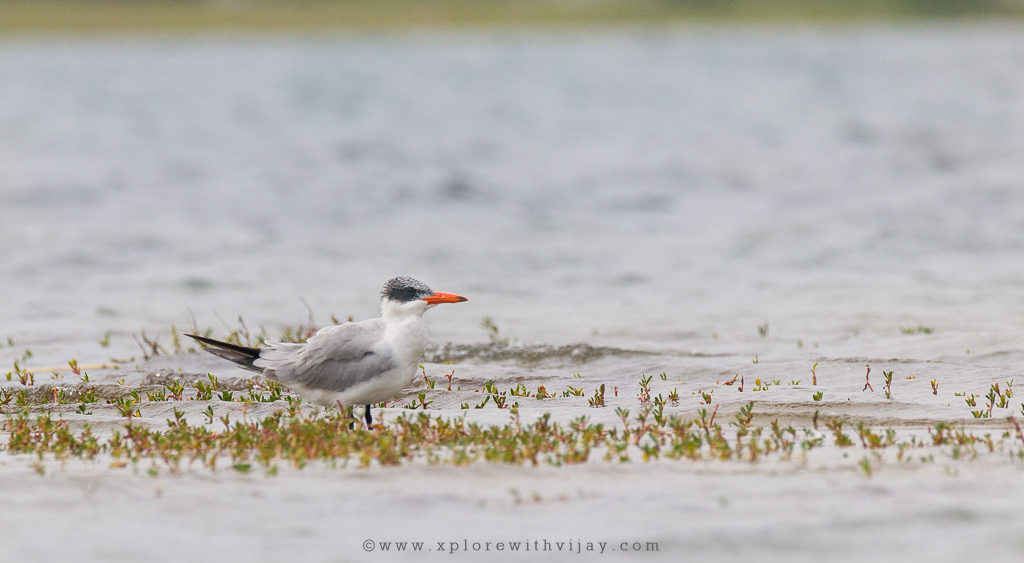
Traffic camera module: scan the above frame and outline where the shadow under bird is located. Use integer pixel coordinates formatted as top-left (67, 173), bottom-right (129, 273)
top-left (187, 276), bottom-right (467, 425)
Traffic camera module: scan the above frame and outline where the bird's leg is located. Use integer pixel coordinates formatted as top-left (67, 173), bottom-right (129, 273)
top-left (338, 400), bottom-right (356, 430)
top-left (364, 405), bottom-right (373, 427)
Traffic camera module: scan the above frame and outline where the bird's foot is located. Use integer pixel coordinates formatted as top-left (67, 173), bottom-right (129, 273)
top-left (337, 400), bottom-right (358, 430)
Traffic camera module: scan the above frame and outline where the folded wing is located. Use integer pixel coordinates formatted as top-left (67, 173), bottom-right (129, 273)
top-left (254, 320), bottom-right (395, 392)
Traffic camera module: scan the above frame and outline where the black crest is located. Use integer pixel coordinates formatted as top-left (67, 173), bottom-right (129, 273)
top-left (381, 276), bottom-right (433, 303)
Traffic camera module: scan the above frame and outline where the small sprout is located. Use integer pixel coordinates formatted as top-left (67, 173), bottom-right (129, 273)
top-left (811, 362), bottom-right (818, 385)
top-left (403, 392), bottom-right (432, 410)
top-left (564, 386), bottom-right (584, 397)
top-left (930, 380), bottom-right (938, 395)
top-left (862, 365), bottom-right (874, 392)
top-left (166, 379), bottom-right (185, 400)
top-left (883, 370), bottom-right (894, 400)
top-left (858, 457), bottom-right (873, 477)
top-left (615, 407), bottom-right (630, 425)
top-left (194, 378), bottom-right (215, 401)
top-left (1012, 418), bottom-right (1024, 444)
top-left (825, 419), bottom-right (854, 447)
top-left (480, 316), bottom-right (509, 345)
top-left (812, 391), bottom-right (823, 402)
top-left (757, 323), bottom-right (769, 337)
top-left (638, 375), bottom-right (652, 404)
top-left (17, 368), bottom-right (35, 387)
top-left (113, 393), bottom-right (140, 418)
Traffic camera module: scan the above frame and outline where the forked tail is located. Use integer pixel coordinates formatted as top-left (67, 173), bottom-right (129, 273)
top-left (186, 334), bottom-right (262, 372)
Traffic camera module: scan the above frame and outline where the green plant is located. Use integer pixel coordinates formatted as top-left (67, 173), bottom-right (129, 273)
top-left (638, 375), bottom-right (652, 404)
top-left (113, 393), bottom-right (140, 418)
top-left (480, 317), bottom-right (509, 345)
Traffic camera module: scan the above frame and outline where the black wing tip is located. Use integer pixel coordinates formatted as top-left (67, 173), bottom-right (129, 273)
top-left (186, 333), bottom-right (261, 361)
top-left (185, 333), bottom-right (220, 347)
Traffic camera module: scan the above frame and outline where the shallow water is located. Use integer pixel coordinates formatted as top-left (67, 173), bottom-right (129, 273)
top-left (3, 25), bottom-right (1024, 357)
top-left (2, 24), bottom-right (1024, 562)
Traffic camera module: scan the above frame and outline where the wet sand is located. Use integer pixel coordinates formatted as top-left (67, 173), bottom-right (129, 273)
top-left (3, 340), bottom-right (1024, 561)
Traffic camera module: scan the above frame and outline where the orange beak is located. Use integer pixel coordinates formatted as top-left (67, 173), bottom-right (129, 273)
top-left (421, 291), bottom-right (468, 305)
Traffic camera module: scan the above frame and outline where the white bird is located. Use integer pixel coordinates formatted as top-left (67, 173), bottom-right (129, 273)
top-left (187, 276), bottom-right (467, 425)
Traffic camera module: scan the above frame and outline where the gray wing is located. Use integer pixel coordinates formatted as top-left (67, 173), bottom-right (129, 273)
top-left (253, 319), bottom-right (396, 392)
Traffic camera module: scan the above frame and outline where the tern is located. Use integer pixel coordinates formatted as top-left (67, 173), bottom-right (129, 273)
top-left (187, 276), bottom-right (467, 425)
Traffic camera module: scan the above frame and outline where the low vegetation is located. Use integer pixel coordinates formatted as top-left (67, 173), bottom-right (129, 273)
top-left (3, 320), bottom-right (1023, 477)
top-left (3, 0), bottom-right (1023, 34)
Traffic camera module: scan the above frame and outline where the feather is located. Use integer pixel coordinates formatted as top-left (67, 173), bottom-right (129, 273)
top-left (185, 334), bottom-right (262, 372)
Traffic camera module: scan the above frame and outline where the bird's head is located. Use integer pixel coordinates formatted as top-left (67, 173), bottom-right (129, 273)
top-left (380, 276), bottom-right (467, 319)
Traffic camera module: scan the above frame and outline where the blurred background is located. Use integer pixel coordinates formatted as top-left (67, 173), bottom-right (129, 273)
top-left (2, 1), bottom-right (1024, 366)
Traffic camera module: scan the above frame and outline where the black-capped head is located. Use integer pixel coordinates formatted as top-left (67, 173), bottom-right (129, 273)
top-left (380, 276), bottom-right (434, 303)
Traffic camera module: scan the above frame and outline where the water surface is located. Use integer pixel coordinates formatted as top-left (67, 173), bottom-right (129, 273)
top-left (2, 24), bottom-right (1024, 562)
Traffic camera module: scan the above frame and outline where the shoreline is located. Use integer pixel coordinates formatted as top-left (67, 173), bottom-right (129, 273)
top-left (3, 1), bottom-right (1024, 35)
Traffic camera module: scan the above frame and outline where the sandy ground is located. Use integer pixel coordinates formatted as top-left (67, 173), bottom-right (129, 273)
top-left (5, 23), bottom-right (1024, 563)
top-left (3, 455), bottom-right (1024, 562)
top-left (3, 350), bottom-right (1024, 562)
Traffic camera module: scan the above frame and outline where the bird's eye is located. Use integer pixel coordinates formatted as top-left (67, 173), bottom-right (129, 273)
top-left (381, 277), bottom-right (432, 302)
